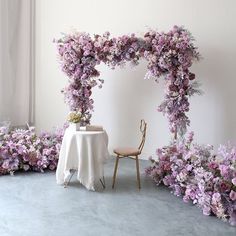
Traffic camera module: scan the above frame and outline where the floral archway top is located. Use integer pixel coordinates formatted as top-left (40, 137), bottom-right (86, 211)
top-left (55, 26), bottom-right (201, 137)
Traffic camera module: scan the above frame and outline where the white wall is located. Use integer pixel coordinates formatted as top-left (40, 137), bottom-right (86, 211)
top-left (35, 0), bottom-right (236, 159)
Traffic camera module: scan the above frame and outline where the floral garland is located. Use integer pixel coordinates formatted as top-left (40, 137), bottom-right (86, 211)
top-left (145, 132), bottom-right (236, 226)
top-left (55, 26), bottom-right (201, 136)
top-left (0, 125), bottom-right (64, 175)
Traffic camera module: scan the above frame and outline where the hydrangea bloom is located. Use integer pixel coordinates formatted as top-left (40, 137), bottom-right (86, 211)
top-left (146, 132), bottom-right (236, 226)
top-left (55, 26), bottom-right (201, 135)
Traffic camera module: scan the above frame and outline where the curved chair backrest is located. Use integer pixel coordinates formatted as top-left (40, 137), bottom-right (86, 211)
top-left (138, 119), bottom-right (147, 153)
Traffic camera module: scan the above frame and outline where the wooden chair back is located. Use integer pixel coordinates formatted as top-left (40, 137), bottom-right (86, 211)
top-left (138, 119), bottom-right (147, 153)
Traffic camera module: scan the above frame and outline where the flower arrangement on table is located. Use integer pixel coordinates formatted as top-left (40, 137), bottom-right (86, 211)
top-left (145, 132), bottom-right (236, 226)
top-left (67, 111), bottom-right (82, 131)
top-left (67, 111), bottom-right (81, 123)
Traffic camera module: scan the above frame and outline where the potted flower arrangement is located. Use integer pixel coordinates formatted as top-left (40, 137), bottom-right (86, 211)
top-left (67, 111), bottom-right (81, 131)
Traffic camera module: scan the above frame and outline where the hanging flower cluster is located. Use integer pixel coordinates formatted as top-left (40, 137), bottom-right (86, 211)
top-left (146, 132), bottom-right (236, 226)
top-left (55, 26), bottom-right (200, 135)
top-left (0, 125), bottom-right (64, 175)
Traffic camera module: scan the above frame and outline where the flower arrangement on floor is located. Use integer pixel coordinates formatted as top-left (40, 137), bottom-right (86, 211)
top-left (0, 125), bottom-right (64, 175)
top-left (145, 132), bottom-right (236, 226)
top-left (55, 25), bottom-right (201, 136)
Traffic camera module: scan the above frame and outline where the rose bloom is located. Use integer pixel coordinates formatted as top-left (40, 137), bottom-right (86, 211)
top-left (229, 190), bottom-right (236, 201)
top-left (208, 161), bottom-right (218, 170)
top-left (203, 205), bottom-right (211, 216)
top-left (220, 181), bottom-right (231, 193)
top-left (232, 177), bottom-right (236, 186)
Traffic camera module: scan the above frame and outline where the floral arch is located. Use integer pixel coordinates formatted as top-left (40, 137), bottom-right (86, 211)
top-left (55, 26), bottom-right (201, 138)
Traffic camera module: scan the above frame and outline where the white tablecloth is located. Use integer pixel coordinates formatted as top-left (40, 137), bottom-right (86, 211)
top-left (56, 127), bottom-right (109, 191)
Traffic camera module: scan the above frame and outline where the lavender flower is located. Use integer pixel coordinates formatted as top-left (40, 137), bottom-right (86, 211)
top-left (0, 125), bottom-right (64, 175)
top-left (145, 132), bottom-right (236, 226)
top-left (55, 26), bottom-right (201, 135)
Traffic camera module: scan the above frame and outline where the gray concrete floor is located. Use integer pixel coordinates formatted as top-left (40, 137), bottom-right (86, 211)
top-left (0, 158), bottom-right (236, 236)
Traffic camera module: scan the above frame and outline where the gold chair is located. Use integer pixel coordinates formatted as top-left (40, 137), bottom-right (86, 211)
top-left (112, 119), bottom-right (147, 189)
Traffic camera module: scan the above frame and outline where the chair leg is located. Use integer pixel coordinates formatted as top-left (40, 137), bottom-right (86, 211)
top-left (112, 155), bottom-right (119, 189)
top-left (135, 156), bottom-right (141, 189)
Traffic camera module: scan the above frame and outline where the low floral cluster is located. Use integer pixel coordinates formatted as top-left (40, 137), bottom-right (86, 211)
top-left (55, 26), bottom-right (200, 135)
top-left (0, 125), bottom-right (64, 175)
top-left (146, 132), bottom-right (236, 226)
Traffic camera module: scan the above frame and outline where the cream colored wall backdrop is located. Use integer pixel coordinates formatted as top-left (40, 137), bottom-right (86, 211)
top-left (35, 0), bottom-right (236, 159)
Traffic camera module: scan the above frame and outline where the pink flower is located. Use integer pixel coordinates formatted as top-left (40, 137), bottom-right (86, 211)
top-left (232, 178), bottom-right (236, 186)
top-left (229, 191), bottom-right (236, 201)
top-left (203, 206), bottom-right (211, 216)
top-left (55, 27), bottom-right (200, 134)
top-left (219, 164), bottom-right (230, 178)
top-left (186, 164), bottom-right (193, 171)
top-left (208, 161), bottom-right (218, 170)
top-left (229, 212), bottom-right (236, 226)
top-left (212, 192), bottom-right (221, 202)
top-left (219, 181), bottom-right (231, 192)
top-left (145, 139), bottom-right (236, 226)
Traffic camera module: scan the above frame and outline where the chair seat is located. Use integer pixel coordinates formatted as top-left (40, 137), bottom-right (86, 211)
top-left (114, 147), bottom-right (141, 156)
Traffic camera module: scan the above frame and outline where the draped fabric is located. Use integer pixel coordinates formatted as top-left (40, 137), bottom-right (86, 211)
top-left (0, 0), bottom-right (34, 126)
top-left (56, 126), bottom-right (109, 191)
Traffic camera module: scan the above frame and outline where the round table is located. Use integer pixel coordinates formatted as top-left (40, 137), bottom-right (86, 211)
top-left (56, 127), bottom-right (109, 191)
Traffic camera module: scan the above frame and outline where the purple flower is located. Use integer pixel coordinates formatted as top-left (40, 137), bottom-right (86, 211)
top-left (212, 192), bottom-right (221, 202)
top-left (23, 165), bottom-right (30, 171)
top-left (229, 191), bottom-right (236, 201)
top-left (229, 211), bottom-right (236, 226)
top-left (203, 205), bottom-right (211, 216)
top-left (2, 158), bottom-right (19, 171)
top-left (55, 26), bottom-right (200, 134)
top-left (219, 165), bottom-right (230, 178)
top-left (145, 136), bottom-right (236, 226)
top-left (0, 125), bottom-right (64, 175)
top-left (208, 161), bottom-right (218, 170)
top-left (232, 178), bottom-right (236, 186)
